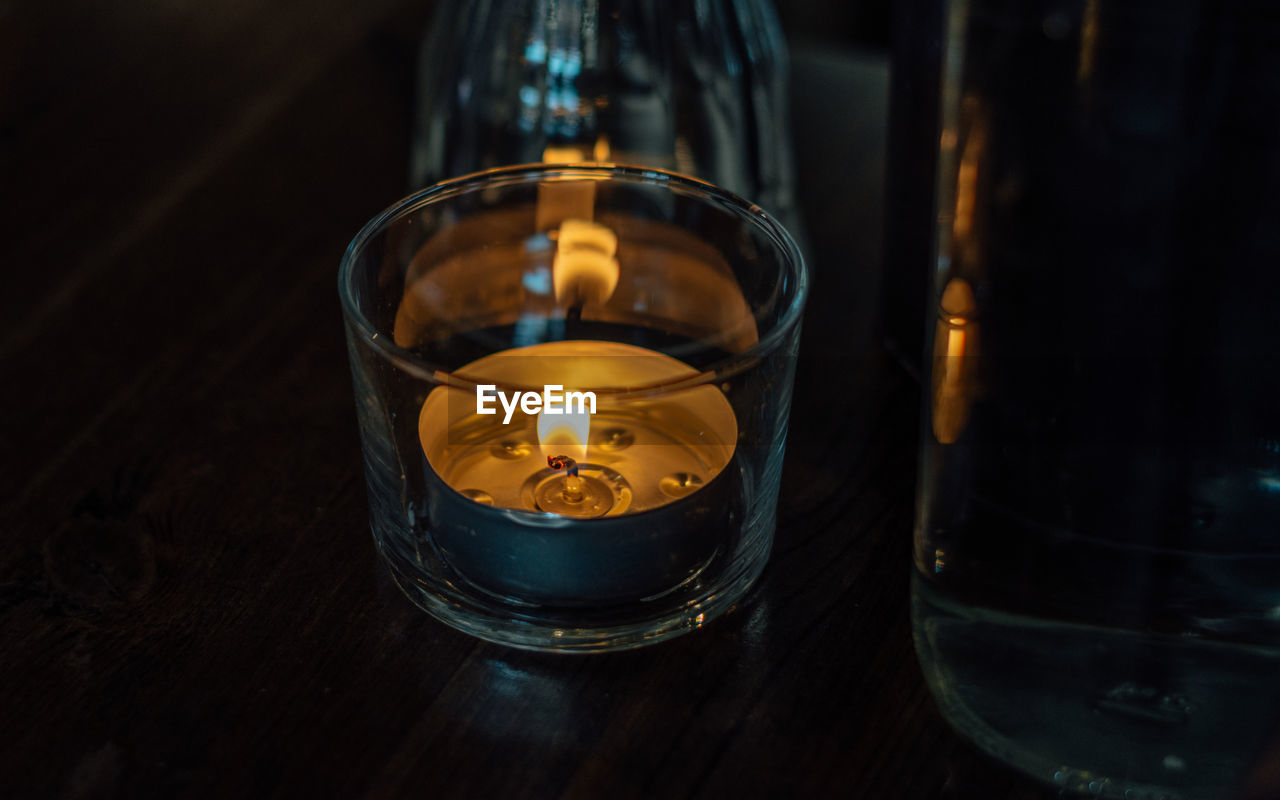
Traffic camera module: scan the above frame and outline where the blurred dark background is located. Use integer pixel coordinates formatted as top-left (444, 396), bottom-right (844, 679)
top-left (778, 0), bottom-right (892, 50)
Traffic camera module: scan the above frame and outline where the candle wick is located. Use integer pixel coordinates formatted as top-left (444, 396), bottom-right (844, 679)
top-left (562, 475), bottom-right (584, 503)
top-left (566, 301), bottom-right (583, 324)
top-left (547, 454), bottom-right (579, 477)
top-left (547, 455), bottom-right (584, 503)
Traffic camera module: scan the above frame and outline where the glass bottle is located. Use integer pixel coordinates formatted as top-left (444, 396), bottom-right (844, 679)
top-left (409, 0), bottom-right (800, 235)
top-left (913, 2), bottom-right (1280, 797)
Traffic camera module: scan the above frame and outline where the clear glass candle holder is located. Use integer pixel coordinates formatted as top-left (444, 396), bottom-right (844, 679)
top-left (339, 164), bottom-right (806, 652)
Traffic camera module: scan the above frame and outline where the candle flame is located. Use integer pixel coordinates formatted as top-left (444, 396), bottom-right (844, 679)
top-left (537, 402), bottom-right (590, 463)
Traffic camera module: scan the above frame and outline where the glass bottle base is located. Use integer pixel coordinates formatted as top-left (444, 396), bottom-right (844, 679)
top-left (913, 573), bottom-right (1280, 799)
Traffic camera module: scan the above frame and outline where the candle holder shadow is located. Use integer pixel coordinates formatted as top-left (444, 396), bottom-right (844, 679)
top-left (340, 164), bottom-right (806, 652)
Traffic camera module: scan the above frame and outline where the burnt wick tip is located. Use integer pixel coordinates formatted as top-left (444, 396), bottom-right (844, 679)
top-left (547, 455), bottom-right (579, 477)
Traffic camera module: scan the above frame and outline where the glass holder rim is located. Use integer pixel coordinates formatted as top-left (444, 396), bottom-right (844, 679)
top-left (337, 162), bottom-right (809, 386)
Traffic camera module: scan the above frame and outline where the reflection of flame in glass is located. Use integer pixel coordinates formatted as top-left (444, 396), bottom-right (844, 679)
top-left (538, 402), bottom-right (590, 463)
top-left (552, 219), bottom-right (619, 305)
top-left (933, 278), bottom-right (978, 444)
top-left (1077, 0), bottom-right (1101, 84)
top-left (541, 137), bottom-right (611, 163)
top-left (952, 100), bottom-right (986, 259)
top-left (543, 144), bottom-right (588, 162)
top-left (943, 322), bottom-right (967, 387)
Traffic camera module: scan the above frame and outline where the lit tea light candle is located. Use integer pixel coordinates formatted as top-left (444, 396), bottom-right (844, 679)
top-left (417, 339), bottom-right (739, 602)
top-left (416, 338), bottom-right (740, 602)
top-left (412, 217), bottom-right (741, 603)
top-left (420, 339), bottom-right (737, 509)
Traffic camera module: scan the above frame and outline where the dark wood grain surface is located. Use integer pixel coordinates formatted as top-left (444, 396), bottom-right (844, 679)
top-left (0, 2), bottom-right (1056, 797)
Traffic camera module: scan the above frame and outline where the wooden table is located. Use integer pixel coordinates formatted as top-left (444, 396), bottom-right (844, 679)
top-left (1, 2), bottom-right (1055, 796)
